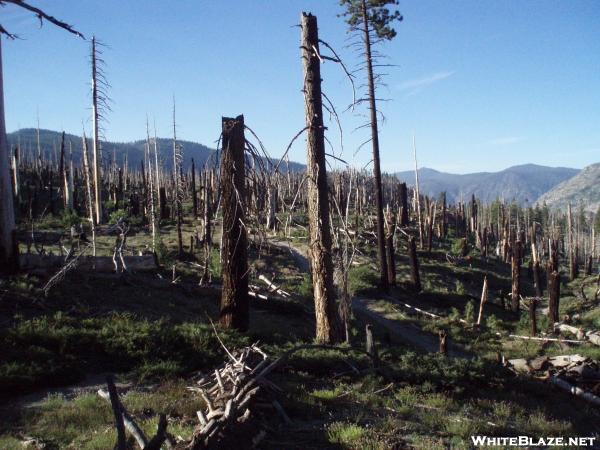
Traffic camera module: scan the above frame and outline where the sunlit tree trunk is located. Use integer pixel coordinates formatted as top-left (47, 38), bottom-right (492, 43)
top-left (301, 12), bottom-right (343, 344)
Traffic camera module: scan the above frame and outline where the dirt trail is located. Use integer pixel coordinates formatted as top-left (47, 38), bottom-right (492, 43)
top-left (269, 238), bottom-right (470, 357)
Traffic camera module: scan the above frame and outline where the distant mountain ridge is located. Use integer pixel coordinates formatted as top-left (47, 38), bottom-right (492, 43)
top-left (536, 163), bottom-right (600, 212)
top-left (394, 164), bottom-right (580, 205)
top-left (7, 128), bottom-right (305, 172)
top-left (8, 129), bottom-right (592, 206)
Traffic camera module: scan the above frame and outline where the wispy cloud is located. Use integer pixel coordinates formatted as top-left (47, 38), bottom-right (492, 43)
top-left (397, 71), bottom-right (455, 95)
top-left (488, 136), bottom-right (524, 146)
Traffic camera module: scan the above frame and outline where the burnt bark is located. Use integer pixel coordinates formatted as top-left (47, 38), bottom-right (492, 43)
top-left (548, 270), bottom-right (560, 325)
top-left (438, 330), bottom-right (448, 355)
top-left (408, 235), bottom-right (421, 292)
top-left (219, 115), bottom-right (249, 331)
top-left (0, 38), bottom-right (18, 274)
top-left (529, 297), bottom-right (538, 336)
top-left (398, 182), bottom-right (409, 227)
top-left (511, 240), bottom-right (522, 312)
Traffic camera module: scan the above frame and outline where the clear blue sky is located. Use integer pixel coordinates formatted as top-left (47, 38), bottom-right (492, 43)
top-left (2, 0), bottom-right (599, 173)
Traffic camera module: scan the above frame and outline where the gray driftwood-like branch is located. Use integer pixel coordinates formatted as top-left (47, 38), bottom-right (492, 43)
top-left (0, 0), bottom-right (84, 39)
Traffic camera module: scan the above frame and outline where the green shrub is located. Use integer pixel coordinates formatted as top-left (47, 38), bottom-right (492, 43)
top-left (0, 313), bottom-right (249, 396)
top-left (464, 300), bottom-right (475, 324)
top-left (451, 238), bottom-right (469, 256)
top-left (348, 265), bottom-right (379, 295)
top-left (297, 274), bottom-right (313, 300)
top-left (108, 208), bottom-right (143, 227)
top-left (61, 209), bottom-right (81, 229)
top-left (108, 208), bottom-right (128, 225)
top-left (327, 422), bottom-right (365, 445)
top-left (455, 280), bottom-right (466, 295)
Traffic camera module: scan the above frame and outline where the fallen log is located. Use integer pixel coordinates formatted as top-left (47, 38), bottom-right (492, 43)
top-left (550, 376), bottom-right (600, 407)
top-left (555, 323), bottom-right (585, 340)
top-left (587, 332), bottom-right (600, 346)
top-left (508, 334), bottom-right (586, 344)
top-left (98, 385), bottom-right (170, 450)
top-left (508, 354), bottom-right (588, 372)
top-left (258, 274), bottom-right (291, 298)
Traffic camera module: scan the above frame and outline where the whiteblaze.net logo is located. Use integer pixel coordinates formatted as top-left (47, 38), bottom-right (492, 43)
top-left (471, 436), bottom-right (597, 447)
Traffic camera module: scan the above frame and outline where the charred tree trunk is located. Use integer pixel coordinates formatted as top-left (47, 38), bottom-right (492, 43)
top-left (408, 235), bottom-right (421, 292)
top-left (438, 330), bottom-right (448, 355)
top-left (159, 187), bottom-right (169, 220)
top-left (219, 115), bottom-right (249, 331)
top-left (0, 38), bottom-right (18, 273)
top-left (301, 12), bottom-right (342, 344)
top-left (398, 182), bottom-right (409, 227)
top-left (511, 240), bottom-right (522, 312)
top-left (548, 270), bottom-right (560, 325)
top-left (533, 260), bottom-right (542, 298)
top-left (385, 208), bottom-right (396, 287)
top-left (529, 297), bottom-right (538, 336)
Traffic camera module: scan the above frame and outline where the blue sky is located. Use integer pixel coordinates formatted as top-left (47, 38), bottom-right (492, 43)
top-left (2, 0), bottom-right (599, 173)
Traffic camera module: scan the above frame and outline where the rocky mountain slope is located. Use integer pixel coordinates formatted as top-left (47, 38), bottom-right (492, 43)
top-left (536, 162), bottom-right (600, 212)
top-left (394, 164), bottom-right (579, 205)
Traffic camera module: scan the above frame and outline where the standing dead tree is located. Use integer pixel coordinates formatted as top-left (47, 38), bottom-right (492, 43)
top-left (301, 12), bottom-right (343, 344)
top-left (81, 133), bottom-right (97, 257)
top-left (90, 36), bottom-right (110, 224)
top-left (219, 116), bottom-right (249, 331)
top-left (511, 240), bottom-right (522, 312)
top-left (408, 235), bottom-right (421, 292)
top-left (172, 99), bottom-right (184, 257)
top-left (548, 270), bottom-right (561, 325)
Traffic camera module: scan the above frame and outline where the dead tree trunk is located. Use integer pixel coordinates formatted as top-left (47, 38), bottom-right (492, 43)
top-left (91, 36), bottom-right (102, 224)
top-left (172, 102), bottom-right (184, 258)
top-left (477, 276), bottom-right (488, 326)
top-left (408, 235), bottom-right (421, 292)
top-left (191, 158), bottom-right (198, 218)
top-left (0, 38), bottom-right (18, 273)
top-left (548, 270), bottom-right (560, 325)
top-left (441, 191), bottom-right (447, 238)
top-left (365, 324), bottom-right (379, 367)
top-left (511, 240), bottom-right (522, 312)
top-left (438, 330), bottom-right (448, 355)
top-left (385, 206), bottom-right (396, 287)
top-left (568, 203), bottom-right (576, 281)
top-left (219, 116), bottom-right (249, 331)
top-left (301, 12), bottom-right (342, 344)
top-left (529, 297), bottom-right (538, 336)
top-left (399, 182), bottom-right (409, 227)
top-left (200, 182), bottom-right (212, 286)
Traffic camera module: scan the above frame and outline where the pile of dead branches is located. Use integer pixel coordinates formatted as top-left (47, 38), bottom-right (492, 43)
top-left (508, 354), bottom-right (600, 406)
top-left (99, 343), bottom-right (289, 449)
top-left (185, 343), bottom-right (289, 449)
